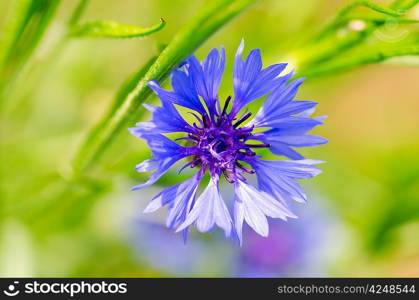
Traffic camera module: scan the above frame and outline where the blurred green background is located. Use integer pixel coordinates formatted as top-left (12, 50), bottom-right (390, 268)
top-left (0, 0), bottom-right (418, 277)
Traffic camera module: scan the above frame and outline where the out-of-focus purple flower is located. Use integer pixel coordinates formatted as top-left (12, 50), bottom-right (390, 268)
top-left (235, 201), bottom-right (335, 277)
top-left (236, 220), bottom-right (306, 277)
top-left (130, 40), bottom-right (327, 243)
top-left (131, 221), bottom-right (233, 276)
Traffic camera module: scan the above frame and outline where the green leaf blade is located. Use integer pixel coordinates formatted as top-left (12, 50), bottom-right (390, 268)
top-left (71, 18), bottom-right (166, 38)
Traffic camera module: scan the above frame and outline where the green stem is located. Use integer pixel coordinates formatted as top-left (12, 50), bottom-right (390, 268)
top-left (311, 0), bottom-right (403, 43)
top-left (295, 0), bottom-right (418, 72)
top-left (71, 0), bottom-right (258, 176)
top-left (72, 55), bottom-right (158, 171)
top-left (296, 28), bottom-right (375, 70)
top-left (0, 0), bottom-right (62, 99)
top-left (331, 16), bottom-right (419, 27)
top-left (299, 44), bottom-right (419, 78)
top-left (2, 0), bottom-right (90, 117)
top-left (68, 0), bottom-right (89, 27)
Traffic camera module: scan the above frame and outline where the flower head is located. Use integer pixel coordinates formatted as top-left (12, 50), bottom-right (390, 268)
top-left (130, 40), bottom-right (327, 244)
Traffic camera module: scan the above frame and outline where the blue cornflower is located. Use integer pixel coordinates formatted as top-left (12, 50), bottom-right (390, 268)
top-left (129, 40), bottom-right (327, 244)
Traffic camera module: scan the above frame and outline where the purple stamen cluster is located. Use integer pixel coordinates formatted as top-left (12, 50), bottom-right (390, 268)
top-left (182, 96), bottom-right (268, 183)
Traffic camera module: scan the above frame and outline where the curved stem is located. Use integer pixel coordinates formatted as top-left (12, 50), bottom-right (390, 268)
top-left (299, 44), bottom-right (419, 78)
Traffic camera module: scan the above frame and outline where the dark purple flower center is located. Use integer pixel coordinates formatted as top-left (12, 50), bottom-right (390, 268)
top-left (182, 96), bottom-right (270, 183)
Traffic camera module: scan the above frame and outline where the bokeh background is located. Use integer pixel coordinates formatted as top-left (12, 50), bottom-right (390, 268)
top-left (1, 0), bottom-right (418, 277)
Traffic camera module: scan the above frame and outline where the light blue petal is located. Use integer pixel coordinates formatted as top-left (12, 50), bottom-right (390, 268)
top-left (233, 179), bottom-right (297, 244)
top-left (252, 116), bottom-right (323, 130)
top-left (135, 158), bottom-right (158, 172)
top-left (249, 159), bottom-right (322, 204)
top-left (234, 180), bottom-right (269, 238)
top-left (260, 139), bottom-right (305, 159)
top-left (233, 39), bottom-right (292, 115)
top-left (141, 134), bottom-right (186, 159)
top-left (177, 176), bottom-right (232, 236)
top-left (234, 195), bottom-right (245, 246)
top-left (142, 173), bottom-right (202, 233)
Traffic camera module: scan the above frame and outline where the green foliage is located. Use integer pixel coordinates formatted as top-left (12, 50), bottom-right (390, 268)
top-left (0, 0), bottom-right (419, 277)
top-left (365, 148), bottom-right (419, 253)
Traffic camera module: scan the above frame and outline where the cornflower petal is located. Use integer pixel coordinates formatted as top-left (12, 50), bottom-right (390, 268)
top-left (185, 47), bottom-right (225, 115)
top-left (177, 175), bottom-right (232, 237)
top-left (131, 134), bottom-right (191, 190)
top-left (234, 180), bottom-right (296, 245)
top-left (232, 40), bottom-right (288, 115)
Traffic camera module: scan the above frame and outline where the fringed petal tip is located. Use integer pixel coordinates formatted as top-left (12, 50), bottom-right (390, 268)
top-left (236, 38), bottom-right (245, 58)
top-left (315, 115), bottom-right (328, 122)
top-left (142, 204), bottom-right (156, 214)
top-left (146, 80), bottom-right (159, 89)
top-left (131, 184), bottom-right (146, 191)
top-left (128, 127), bottom-right (143, 138)
top-left (295, 159), bottom-right (326, 165)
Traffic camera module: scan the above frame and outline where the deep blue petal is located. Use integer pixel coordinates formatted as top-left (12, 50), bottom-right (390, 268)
top-left (251, 129), bottom-right (327, 159)
top-left (139, 82), bottom-right (196, 134)
top-left (234, 48), bottom-right (262, 102)
top-left (170, 69), bottom-right (207, 114)
top-left (185, 47), bottom-right (225, 115)
top-left (131, 134), bottom-right (192, 189)
top-left (268, 141), bottom-right (305, 159)
top-left (251, 101), bottom-right (318, 128)
top-left (131, 156), bottom-right (184, 190)
top-left (147, 81), bottom-right (183, 107)
top-left (202, 47), bottom-right (225, 102)
top-left (244, 63), bottom-right (287, 101)
top-left (249, 159), bottom-right (322, 205)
